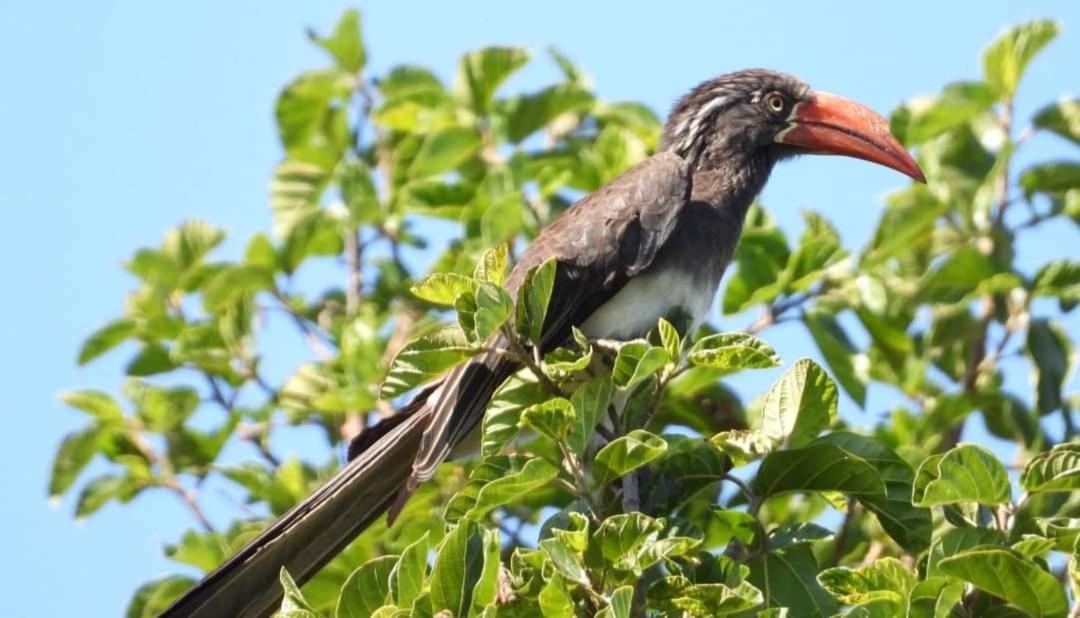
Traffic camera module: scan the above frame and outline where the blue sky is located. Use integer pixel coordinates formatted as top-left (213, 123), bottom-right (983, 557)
top-left (2, 1), bottom-right (1078, 615)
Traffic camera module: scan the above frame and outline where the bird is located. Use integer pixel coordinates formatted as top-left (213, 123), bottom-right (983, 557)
top-left (163, 69), bottom-right (924, 617)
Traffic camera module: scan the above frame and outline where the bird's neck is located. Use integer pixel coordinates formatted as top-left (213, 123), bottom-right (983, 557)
top-left (689, 151), bottom-right (774, 220)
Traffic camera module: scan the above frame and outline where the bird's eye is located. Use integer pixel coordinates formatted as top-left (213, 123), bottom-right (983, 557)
top-left (765, 92), bottom-right (786, 114)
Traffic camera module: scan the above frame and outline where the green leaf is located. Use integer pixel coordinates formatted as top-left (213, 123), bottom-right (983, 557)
top-left (1034, 517), bottom-right (1080, 552)
top-left (567, 376), bottom-right (614, 457)
top-left (710, 429), bottom-right (770, 466)
top-left (390, 532), bottom-right (429, 608)
top-left (454, 47), bottom-right (530, 114)
top-left (78, 318), bottom-right (136, 365)
top-left (590, 512), bottom-right (665, 574)
top-left (891, 81), bottom-right (996, 146)
top-left (752, 442), bottom-right (885, 502)
top-left (520, 397), bottom-right (575, 443)
top-left (540, 538), bottom-right (589, 585)
top-left (707, 508), bottom-right (758, 548)
top-left (803, 312), bottom-right (868, 406)
top-left (939, 547), bottom-right (1068, 617)
top-left (336, 556), bottom-right (396, 618)
top-left (381, 327), bottom-right (478, 399)
top-left (60, 389), bottom-right (124, 423)
top-left (817, 557), bottom-right (916, 608)
top-left (1020, 161), bottom-right (1080, 198)
top-left (1032, 260), bottom-right (1080, 302)
top-left (688, 332), bottom-right (780, 373)
top-left (339, 159), bottom-right (380, 224)
top-left (602, 586), bottom-right (634, 618)
top-left (202, 265), bottom-right (275, 311)
top-left (515, 259), bottom-right (557, 344)
top-left (538, 574), bottom-right (575, 617)
top-left (408, 127), bottom-right (482, 179)
top-left (926, 527), bottom-right (1006, 578)
top-left (126, 575), bottom-right (197, 618)
top-left (647, 575), bottom-right (763, 616)
top-left (1022, 443), bottom-right (1080, 493)
top-left (430, 522), bottom-right (499, 618)
top-left (758, 358), bottom-right (837, 449)
top-left (481, 375), bottom-right (544, 457)
top-left (767, 523), bottom-right (834, 551)
top-left (650, 436), bottom-right (731, 509)
top-left (445, 456), bottom-right (533, 523)
top-left (612, 341), bottom-right (669, 389)
top-left (906, 577), bottom-right (964, 618)
top-left (411, 272), bottom-right (477, 306)
top-left (1012, 535), bottom-right (1057, 559)
top-left (1034, 98), bottom-right (1080, 146)
top-left (983, 20), bottom-right (1061, 99)
top-left (656, 318), bottom-right (683, 361)
top-left (163, 529), bottom-right (228, 573)
top-left (913, 444), bottom-right (1011, 506)
top-left (279, 567), bottom-right (320, 616)
top-left (1026, 319), bottom-right (1072, 414)
top-left (310, 9), bottom-right (366, 73)
top-left (593, 430), bottom-right (668, 485)
top-left (465, 457), bottom-right (559, 520)
top-left (921, 246), bottom-right (997, 303)
top-left (747, 544), bottom-right (837, 616)
top-left (49, 427), bottom-right (100, 499)
top-left (503, 84), bottom-right (593, 144)
top-left (473, 244), bottom-right (509, 286)
top-left (469, 283), bottom-right (514, 341)
top-left (275, 70), bottom-right (352, 156)
top-left (75, 474), bottom-right (138, 518)
top-left (269, 160), bottom-right (327, 237)
top-left (814, 433), bottom-right (931, 553)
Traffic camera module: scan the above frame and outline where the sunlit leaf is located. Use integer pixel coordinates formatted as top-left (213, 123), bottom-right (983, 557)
top-left (913, 444), bottom-right (1011, 506)
top-left (939, 547), bottom-right (1067, 617)
top-left (688, 332), bottom-right (780, 373)
top-left (983, 19), bottom-right (1061, 99)
top-left (593, 430), bottom-right (667, 485)
top-left (758, 358), bottom-right (837, 448)
top-left (1022, 443), bottom-right (1080, 493)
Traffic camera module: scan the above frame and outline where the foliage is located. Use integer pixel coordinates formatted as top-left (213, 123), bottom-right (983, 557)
top-left (53, 11), bottom-right (1080, 617)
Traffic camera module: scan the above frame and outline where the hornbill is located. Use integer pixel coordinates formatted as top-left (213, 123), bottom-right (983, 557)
top-left (164, 69), bottom-right (924, 617)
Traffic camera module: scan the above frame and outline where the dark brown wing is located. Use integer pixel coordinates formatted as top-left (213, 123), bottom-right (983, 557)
top-left (405, 151), bottom-right (691, 490)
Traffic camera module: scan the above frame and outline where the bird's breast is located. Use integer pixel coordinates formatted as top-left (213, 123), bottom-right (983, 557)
top-left (580, 264), bottom-right (719, 341)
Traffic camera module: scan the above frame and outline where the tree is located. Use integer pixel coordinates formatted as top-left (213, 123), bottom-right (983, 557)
top-left (51, 10), bottom-right (1080, 617)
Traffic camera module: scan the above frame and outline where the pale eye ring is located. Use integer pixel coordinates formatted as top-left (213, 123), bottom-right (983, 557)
top-left (765, 92), bottom-right (786, 114)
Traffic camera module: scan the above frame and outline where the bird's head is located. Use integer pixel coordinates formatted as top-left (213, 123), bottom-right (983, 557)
top-left (660, 69), bottom-right (925, 182)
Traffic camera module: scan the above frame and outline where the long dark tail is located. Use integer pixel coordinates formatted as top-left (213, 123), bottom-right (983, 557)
top-left (163, 355), bottom-right (519, 618)
top-left (161, 396), bottom-right (429, 618)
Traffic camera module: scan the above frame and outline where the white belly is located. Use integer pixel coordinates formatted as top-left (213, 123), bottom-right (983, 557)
top-left (580, 268), bottom-right (717, 340)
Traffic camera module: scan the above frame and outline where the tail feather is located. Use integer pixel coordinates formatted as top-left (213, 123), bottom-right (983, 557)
top-left (162, 404), bottom-right (429, 618)
top-left (164, 354), bottom-right (519, 617)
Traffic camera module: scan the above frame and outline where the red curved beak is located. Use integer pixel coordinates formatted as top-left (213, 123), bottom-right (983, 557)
top-left (776, 91), bottom-right (926, 183)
